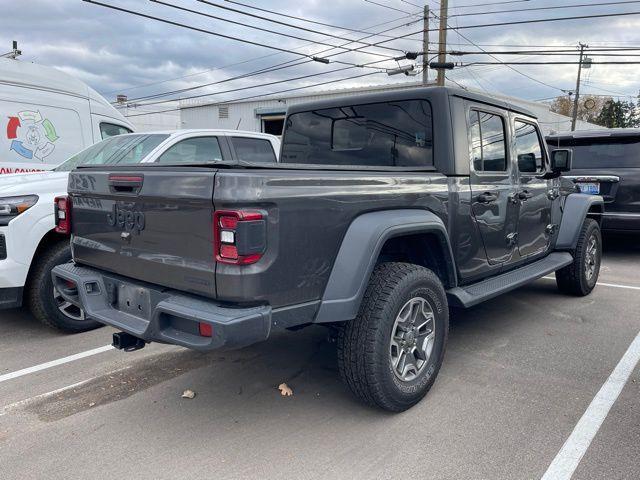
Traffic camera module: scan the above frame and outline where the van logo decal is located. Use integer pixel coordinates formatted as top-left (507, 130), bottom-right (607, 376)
top-left (107, 204), bottom-right (146, 235)
top-left (5, 110), bottom-right (59, 161)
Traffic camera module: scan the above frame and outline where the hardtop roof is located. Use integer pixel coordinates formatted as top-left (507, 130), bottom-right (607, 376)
top-left (285, 86), bottom-right (537, 119)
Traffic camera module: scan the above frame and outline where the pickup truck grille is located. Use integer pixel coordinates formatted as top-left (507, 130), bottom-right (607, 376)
top-left (0, 234), bottom-right (6, 260)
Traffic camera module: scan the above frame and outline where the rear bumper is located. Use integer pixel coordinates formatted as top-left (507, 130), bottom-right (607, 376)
top-left (51, 263), bottom-right (272, 351)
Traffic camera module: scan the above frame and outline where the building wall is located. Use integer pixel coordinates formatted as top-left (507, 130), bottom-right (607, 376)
top-left (115, 104), bottom-right (181, 132)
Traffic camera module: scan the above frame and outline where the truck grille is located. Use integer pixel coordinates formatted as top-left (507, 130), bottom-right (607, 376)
top-left (0, 235), bottom-right (6, 260)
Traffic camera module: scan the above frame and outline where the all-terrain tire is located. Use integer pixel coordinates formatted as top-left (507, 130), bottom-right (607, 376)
top-left (337, 262), bottom-right (449, 412)
top-left (26, 241), bottom-right (101, 332)
top-left (556, 218), bottom-right (602, 296)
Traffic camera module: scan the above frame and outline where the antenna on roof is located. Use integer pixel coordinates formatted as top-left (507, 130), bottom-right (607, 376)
top-left (1, 41), bottom-right (22, 59)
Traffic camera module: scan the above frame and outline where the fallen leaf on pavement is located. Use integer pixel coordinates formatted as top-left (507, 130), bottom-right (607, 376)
top-left (278, 383), bottom-right (293, 396)
top-left (182, 389), bottom-right (196, 399)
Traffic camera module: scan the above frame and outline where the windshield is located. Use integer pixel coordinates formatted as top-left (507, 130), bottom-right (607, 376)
top-left (54, 134), bottom-right (169, 172)
top-left (548, 136), bottom-right (640, 169)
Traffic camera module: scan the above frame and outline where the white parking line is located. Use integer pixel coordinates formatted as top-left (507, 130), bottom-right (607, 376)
top-left (541, 331), bottom-right (640, 480)
top-left (541, 277), bottom-right (640, 291)
top-left (0, 345), bottom-right (113, 384)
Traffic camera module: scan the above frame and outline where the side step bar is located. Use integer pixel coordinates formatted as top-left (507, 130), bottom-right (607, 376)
top-left (447, 252), bottom-right (573, 308)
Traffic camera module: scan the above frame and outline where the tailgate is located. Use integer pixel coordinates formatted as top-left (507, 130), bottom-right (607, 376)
top-left (69, 167), bottom-right (218, 298)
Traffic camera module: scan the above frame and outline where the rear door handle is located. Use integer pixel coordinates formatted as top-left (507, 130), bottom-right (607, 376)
top-left (477, 192), bottom-right (498, 204)
top-left (518, 190), bottom-right (534, 201)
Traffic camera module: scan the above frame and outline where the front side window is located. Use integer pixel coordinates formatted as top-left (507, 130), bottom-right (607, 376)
top-left (231, 137), bottom-right (276, 163)
top-left (281, 100), bottom-right (433, 167)
top-left (100, 122), bottom-right (132, 139)
top-left (514, 121), bottom-right (544, 173)
top-left (156, 137), bottom-right (223, 165)
top-left (469, 110), bottom-right (507, 173)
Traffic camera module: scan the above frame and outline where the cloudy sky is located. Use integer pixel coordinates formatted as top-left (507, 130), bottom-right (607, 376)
top-left (2, 0), bottom-right (640, 112)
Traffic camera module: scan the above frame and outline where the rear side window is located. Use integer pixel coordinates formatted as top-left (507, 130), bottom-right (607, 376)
top-left (469, 111), bottom-right (507, 173)
top-left (514, 121), bottom-right (544, 173)
top-left (156, 137), bottom-right (223, 164)
top-left (100, 122), bottom-right (132, 139)
top-left (281, 100), bottom-right (433, 167)
top-left (231, 137), bottom-right (276, 163)
top-left (548, 137), bottom-right (640, 169)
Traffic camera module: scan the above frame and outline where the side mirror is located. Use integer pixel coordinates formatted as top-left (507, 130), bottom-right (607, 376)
top-left (550, 149), bottom-right (572, 173)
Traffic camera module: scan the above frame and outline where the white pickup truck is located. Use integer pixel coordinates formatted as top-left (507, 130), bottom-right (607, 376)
top-left (0, 129), bottom-right (281, 331)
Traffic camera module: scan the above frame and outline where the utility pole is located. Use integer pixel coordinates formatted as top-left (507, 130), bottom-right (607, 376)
top-left (436, 0), bottom-right (448, 86)
top-left (571, 42), bottom-right (588, 131)
top-left (422, 4), bottom-right (429, 85)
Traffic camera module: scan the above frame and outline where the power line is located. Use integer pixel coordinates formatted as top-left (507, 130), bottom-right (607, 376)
top-left (123, 71), bottom-right (383, 118)
top-left (363, 0), bottom-right (416, 14)
top-left (131, 66), bottom-right (365, 108)
top-left (448, 0), bottom-right (531, 8)
top-left (104, 12), bottom-right (421, 96)
top-left (196, 0), bottom-right (406, 52)
top-left (449, 0), bottom-right (640, 18)
top-left (438, 9), bottom-right (640, 30)
top-left (429, 10), bottom-right (568, 93)
top-left (83, 0), bottom-right (323, 59)
top-left (119, 16), bottom-right (422, 103)
top-left (151, 0), bottom-right (397, 59)
top-left (462, 60), bottom-right (640, 65)
top-left (223, 0), bottom-right (420, 39)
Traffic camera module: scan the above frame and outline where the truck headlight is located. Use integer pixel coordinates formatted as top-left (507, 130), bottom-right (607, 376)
top-left (0, 195), bottom-right (39, 217)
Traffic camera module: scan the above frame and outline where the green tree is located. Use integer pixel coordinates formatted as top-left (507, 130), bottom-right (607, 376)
top-left (595, 98), bottom-right (639, 128)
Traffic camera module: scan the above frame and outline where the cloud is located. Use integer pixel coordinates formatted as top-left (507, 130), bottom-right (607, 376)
top-left (1, 0), bottom-right (639, 107)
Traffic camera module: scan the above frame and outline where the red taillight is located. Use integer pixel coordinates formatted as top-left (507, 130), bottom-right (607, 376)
top-left (213, 210), bottom-right (265, 265)
top-left (54, 196), bottom-right (71, 234)
top-left (198, 322), bottom-right (213, 337)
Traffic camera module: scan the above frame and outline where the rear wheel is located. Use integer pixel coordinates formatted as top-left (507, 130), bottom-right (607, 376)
top-left (556, 218), bottom-right (602, 296)
top-left (26, 241), bottom-right (101, 333)
top-left (337, 262), bottom-right (449, 412)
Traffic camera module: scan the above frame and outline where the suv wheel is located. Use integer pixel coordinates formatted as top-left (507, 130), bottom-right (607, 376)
top-left (337, 262), bottom-right (449, 412)
top-left (556, 218), bottom-right (602, 296)
top-left (27, 241), bottom-right (101, 333)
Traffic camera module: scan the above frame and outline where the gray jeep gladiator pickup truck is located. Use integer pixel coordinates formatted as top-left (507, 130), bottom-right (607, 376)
top-left (53, 87), bottom-right (604, 412)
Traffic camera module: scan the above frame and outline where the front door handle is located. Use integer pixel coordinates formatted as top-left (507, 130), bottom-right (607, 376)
top-left (477, 192), bottom-right (498, 204)
top-left (518, 190), bottom-right (534, 201)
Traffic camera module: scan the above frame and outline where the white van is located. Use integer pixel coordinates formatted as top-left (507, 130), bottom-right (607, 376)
top-left (0, 58), bottom-right (133, 174)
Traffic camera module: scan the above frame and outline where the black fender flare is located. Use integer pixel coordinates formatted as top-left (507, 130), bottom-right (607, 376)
top-left (556, 193), bottom-right (604, 250)
top-left (314, 209), bottom-right (456, 324)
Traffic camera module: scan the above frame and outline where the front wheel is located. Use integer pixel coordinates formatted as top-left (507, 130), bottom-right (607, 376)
top-left (556, 218), bottom-right (602, 296)
top-left (26, 241), bottom-right (101, 333)
top-left (337, 262), bottom-right (449, 412)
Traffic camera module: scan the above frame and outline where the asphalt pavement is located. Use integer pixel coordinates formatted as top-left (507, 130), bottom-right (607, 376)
top-left (0, 235), bottom-right (638, 480)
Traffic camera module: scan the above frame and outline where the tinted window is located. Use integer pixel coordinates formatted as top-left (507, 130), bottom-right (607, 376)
top-left (100, 122), bottom-right (132, 139)
top-left (231, 137), bottom-right (276, 163)
top-left (514, 121), bottom-right (544, 173)
top-left (469, 111), bottom-right (507, 172)
top-left (156, 137), bottom-right (223, 164)
top-left (55, 134), bottom-right (168, 171)
top-left (548, 136), bottom-right (640, 169)
top-left (281, 100), bottom-right (433, 167)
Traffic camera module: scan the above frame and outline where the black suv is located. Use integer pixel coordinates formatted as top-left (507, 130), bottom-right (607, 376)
top-left (547, 129), bottom-right (640, 233)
